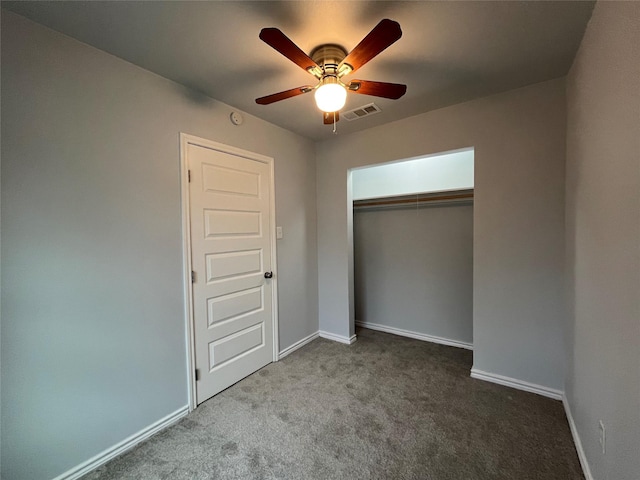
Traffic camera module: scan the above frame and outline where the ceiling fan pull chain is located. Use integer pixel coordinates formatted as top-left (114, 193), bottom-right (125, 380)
top-left (333, 112), bottom-right (337, 134)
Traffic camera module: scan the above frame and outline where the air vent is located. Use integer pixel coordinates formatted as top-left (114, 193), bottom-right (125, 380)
top-left (342, 103), bottom-right (381, 121)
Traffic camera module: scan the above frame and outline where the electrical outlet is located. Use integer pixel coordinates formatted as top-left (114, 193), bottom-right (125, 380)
top-left (598, 420), bottom-right (606, 454)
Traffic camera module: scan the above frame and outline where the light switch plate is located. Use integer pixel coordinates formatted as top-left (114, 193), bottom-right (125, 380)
top-left (276, 226), bottom-right (283, 239)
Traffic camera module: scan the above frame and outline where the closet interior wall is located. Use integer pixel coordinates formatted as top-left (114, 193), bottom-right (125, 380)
top-left (354, 192), bottom-right (474, 347)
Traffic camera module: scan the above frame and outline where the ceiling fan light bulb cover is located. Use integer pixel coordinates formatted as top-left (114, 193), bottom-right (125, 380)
top-left (315, 83), bottom-right (347, 112)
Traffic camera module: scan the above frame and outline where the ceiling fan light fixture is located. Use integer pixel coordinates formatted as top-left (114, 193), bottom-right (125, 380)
top-left (257, 20), bottom-right (406, 124)
top-left (314, 77), bottom-right (347, 113)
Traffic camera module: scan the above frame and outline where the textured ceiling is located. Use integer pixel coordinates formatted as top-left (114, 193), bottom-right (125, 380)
top-left (3, 1), bottom-right (595, 140)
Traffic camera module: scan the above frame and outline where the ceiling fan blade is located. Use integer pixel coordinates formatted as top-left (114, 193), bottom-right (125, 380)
top-left (256, 86), bottom-right (314, 105)
top-left (348, 80), bottom-right (407, 99)
top-left (323, 111), bottom-right (340, 124)
top-left (339, 19), bottom-right (402, 74)
top-left (260, 28), bottom-right (321, 76)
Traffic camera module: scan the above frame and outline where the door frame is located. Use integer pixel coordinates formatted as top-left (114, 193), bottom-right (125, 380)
top-left (179, 133), bottom-right (279, 411)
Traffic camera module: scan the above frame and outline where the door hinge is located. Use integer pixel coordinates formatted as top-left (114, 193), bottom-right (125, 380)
top-left (195, 369), bottom-right (201, 381)
top-left (191, 270), bottom-right (196, 283)
top-left (188, 170), bottom-right (191, 183)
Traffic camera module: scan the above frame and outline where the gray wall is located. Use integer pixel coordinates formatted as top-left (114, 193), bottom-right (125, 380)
top-left (1, 11), bottom-right (318, 480)
top-left (354, 203), bottom-right (473, 344)
top-left (565, 2), bottom-right (640, 479)
top-left (317, 78), bottom-right (566, 391)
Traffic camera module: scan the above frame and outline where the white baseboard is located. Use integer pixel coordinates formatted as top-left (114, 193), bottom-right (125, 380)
top-left (356, 321), bottom-right (473, 350)
top-left (52, 405), bottom-right (189, 480)
top-left (278, 331), bottom-right (320, 359)
top-left (470, 368), bottom-right (563, 400)
top-left (563, 395), bottom-right (594, 480)
top-left (319, 330), bottom-right (357, 345)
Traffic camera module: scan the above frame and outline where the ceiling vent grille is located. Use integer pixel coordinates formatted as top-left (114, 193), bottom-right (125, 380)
top-left (342, 103), bottom-right (381, 121)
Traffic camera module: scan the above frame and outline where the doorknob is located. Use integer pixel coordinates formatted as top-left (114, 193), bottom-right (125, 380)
top-left (264, 271), bottom-right (273, 279)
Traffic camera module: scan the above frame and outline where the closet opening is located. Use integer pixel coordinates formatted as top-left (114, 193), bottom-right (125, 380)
top-left (349, 147), bottom-right (475, 350)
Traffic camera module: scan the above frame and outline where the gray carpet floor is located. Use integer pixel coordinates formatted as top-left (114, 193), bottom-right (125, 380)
top-left (83, 328), bottom-right (583, 480)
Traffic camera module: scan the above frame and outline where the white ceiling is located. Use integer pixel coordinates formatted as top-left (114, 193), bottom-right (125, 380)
top-left (3, 1), bottom-right (595, 141)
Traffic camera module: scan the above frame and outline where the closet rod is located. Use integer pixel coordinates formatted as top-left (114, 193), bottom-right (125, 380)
top-left (354, 191), bottom-right (473, 209)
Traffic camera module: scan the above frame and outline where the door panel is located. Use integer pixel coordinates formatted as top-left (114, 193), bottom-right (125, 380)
top-left (206, 250), bottom-right (262, 281)
top-left (209, 323), bottom-right (264, 369)
top-left (187, 141), bottom-right (274, 405)
top-left (204, 209), bottom-right (262, 237)
top-left (208, 287), bottom-right (263, 325)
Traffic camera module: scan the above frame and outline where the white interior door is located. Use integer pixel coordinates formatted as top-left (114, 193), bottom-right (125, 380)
top-left (186, 138), bottom-right (276, 405)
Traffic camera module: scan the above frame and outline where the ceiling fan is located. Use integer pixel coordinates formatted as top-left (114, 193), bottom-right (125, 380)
top-left (255, 19), bottom-right (407, 125)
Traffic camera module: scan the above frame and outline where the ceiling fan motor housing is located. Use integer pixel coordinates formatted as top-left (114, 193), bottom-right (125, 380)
top-left (310, 44), bottom-right (351, 78)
